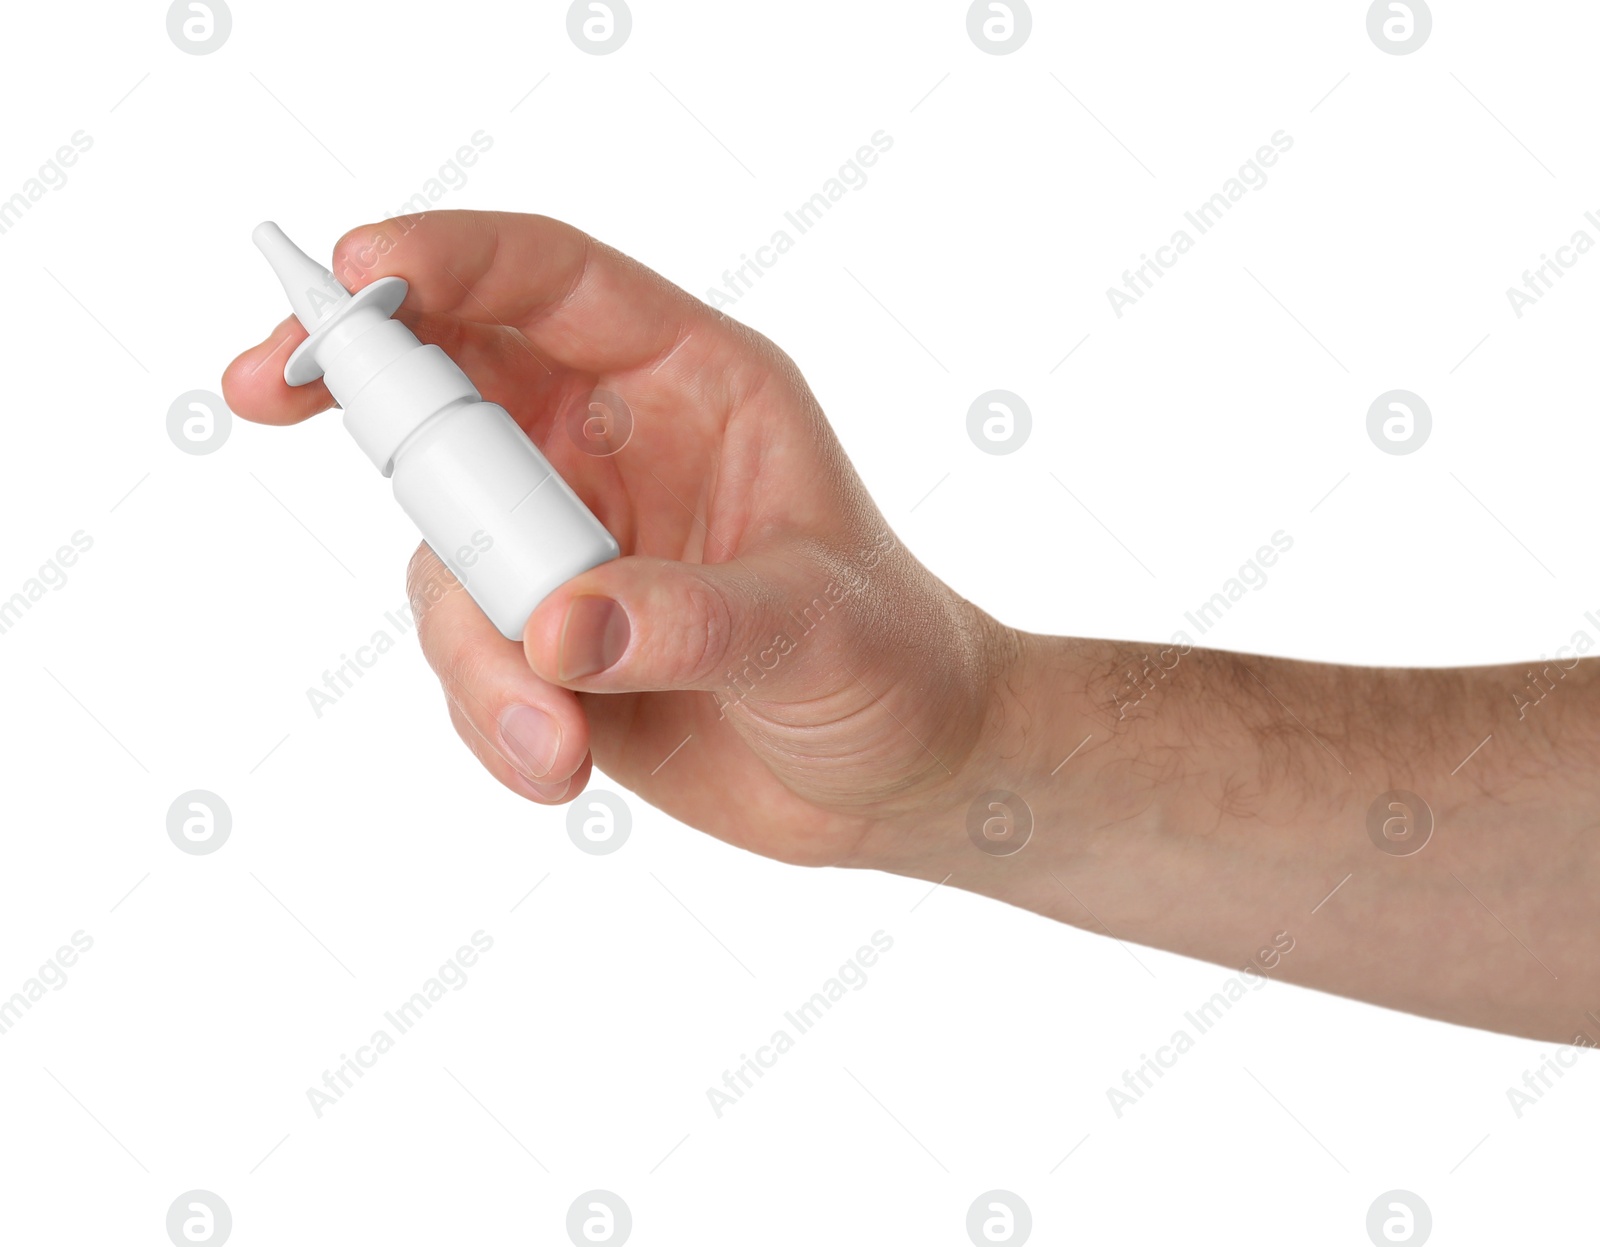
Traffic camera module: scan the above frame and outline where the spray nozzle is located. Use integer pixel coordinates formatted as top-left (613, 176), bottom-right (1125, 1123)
top-left (252, 221), bottom-right (353, 330)
top-left (252, 220), bottom-right (410, 387)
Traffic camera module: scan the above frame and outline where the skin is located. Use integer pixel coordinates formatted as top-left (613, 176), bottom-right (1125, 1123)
top-left (225, 210), bottom-right (1600, 1044)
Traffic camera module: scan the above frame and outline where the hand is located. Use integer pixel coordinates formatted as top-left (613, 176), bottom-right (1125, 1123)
top-left (224, 211), bottom-right (1600, 1042)
top-left (223, 210), bottom-right (1019, 869)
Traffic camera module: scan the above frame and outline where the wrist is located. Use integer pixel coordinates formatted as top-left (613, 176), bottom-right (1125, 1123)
top-left (858, 622), bottom-right (1162, 887)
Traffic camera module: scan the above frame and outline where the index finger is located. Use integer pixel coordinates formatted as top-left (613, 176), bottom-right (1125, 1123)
top-left (331, 209), bottom-right (735, 379)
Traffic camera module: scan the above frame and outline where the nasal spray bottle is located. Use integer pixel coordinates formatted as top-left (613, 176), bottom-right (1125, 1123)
top-left (251, 222), bottom-right (620, 640)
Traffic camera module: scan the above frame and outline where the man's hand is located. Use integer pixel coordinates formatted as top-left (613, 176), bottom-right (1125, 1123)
top-left (223, 210), bottom-right (1016, 869)
top-left (226, 210), bottom-right (1600, 1043)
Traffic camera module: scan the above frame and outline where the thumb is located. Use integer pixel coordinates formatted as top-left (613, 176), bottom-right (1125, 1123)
top-left (524, 555), bottom-right (801, 698)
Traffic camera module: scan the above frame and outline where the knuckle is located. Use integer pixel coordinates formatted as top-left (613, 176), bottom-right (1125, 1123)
top-left (407, 544), bottom-right (476, 684)
top-left (407, 544), bottom-right (457, 627)
top-left (435, 645), bottom-right (499, 756)
top-left (679, 579), bottom-right (735, 685)
top-left (445, 696), bottom-right (500, 776)
top-left (405, 541), bottom-right (439, 599)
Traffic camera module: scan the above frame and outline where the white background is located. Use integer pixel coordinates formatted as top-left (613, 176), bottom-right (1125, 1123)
top-left (1, 0), bottom-right (1596, 1242)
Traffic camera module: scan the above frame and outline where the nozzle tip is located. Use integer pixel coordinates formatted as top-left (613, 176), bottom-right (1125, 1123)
top-left (251, 220), bottom-right (286, 251)
top-left (251, 220), bottom-right (350, 332)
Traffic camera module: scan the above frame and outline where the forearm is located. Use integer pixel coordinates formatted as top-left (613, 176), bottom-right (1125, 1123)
top-left (881, 630), bottom-right (1600, 1041)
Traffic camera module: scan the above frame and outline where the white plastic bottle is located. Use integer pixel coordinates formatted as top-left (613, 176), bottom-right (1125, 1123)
top-left (251, 222), bottom-right (619, 640)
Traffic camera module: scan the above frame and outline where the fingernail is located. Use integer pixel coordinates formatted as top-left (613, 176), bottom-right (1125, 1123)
top-left (559, 596), bottom-right (630, 680)
top-left (499, 704), bottom-right (561, 779)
